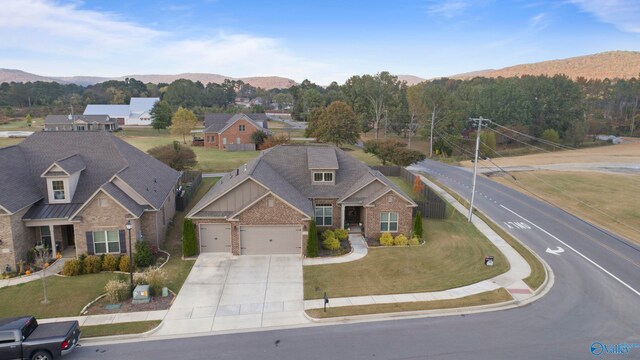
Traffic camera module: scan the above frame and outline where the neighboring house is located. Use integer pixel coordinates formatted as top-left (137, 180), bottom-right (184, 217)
top-left (0, 132), bottom-right (180, 272)
top-left (187, 144), bottom-right (417, 256)
top-left (44, 115), bottom-right (119, 132)
top-left (202, 113), bottom-right (271, 151)
top-left (83, 97), bottom-right (159, 126)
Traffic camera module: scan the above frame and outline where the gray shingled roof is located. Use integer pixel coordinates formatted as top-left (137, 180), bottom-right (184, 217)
top-left (189, 144), bottom-right (415, 219)
top-left (307, 146), bottom-right (339, 170)
top-left (101, 182), bottom-right (147, 217)
top-left (203, 113), bottom-right (269, 133)
top-left (0, 132), bottom-right (179, 217)
top-left (55, 154), bottom-right (86, 175)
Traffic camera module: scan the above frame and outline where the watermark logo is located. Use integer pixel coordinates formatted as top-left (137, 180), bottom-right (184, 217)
top-left (590, 341), bottom-right (640, 356)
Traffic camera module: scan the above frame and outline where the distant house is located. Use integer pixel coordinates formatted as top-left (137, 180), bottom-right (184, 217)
top-left (0, 132), bottom-right (180, 271)
top-left (44, 114), bottom-right (119, 132)
top-left (83, 97), bottom-right (159, 126)
top-left (202, 113), bottom-right (270, 151)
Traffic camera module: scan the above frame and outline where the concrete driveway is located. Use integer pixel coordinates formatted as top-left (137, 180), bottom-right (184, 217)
top-left (154, 254), bottom-right (309, 336)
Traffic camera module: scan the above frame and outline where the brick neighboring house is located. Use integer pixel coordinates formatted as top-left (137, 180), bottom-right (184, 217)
top-left (44, 114), bottom-right (120, 132)
top-left (0, 132), bottom-right (180, 272)
top-left (202, 113), bottom-right (270, 151)
top-left (187, 144), bottom-right (417, 256)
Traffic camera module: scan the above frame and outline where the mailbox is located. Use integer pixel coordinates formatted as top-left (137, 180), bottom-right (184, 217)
top-left (132, 284), bottom-right (151, 304)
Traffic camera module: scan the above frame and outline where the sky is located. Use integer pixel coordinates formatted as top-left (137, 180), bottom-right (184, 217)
top-left (1, 0), bottom-right (639, 84)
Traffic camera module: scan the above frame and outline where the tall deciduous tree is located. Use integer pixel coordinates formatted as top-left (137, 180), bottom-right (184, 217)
top-left (150, 100), bottom-right (172, 131)
top-left (314, 101), bottom-right (360, 147)
top-left (170, 107), bottom-right (198, 144)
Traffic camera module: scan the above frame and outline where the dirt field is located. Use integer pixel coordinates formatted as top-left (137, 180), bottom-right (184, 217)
top-left (460, 138), bottom-right (640, 168)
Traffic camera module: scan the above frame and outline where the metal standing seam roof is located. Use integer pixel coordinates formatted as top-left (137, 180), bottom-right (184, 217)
top-left (23, 203), bottom-right (82, 220)
top-left (129, 97), bottom-right (159, 113)
top-left (83, 104), bottom-right (130, 117)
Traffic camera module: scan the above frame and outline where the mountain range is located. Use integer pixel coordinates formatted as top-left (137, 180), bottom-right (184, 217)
top-left (1, 51), bottom-right (638, 89)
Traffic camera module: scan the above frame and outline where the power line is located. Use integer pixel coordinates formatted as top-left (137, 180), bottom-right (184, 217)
top-left (486, 119), bottom-right (576, 151)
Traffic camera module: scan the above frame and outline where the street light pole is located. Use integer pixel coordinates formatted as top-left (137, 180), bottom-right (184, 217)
top-left (125, 220), bottom-right (133, 293)
top-left (468, 117), bottom-right (485, 222)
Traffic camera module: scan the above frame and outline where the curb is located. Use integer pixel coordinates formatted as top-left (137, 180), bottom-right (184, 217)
top-left (78, 319), bottom-right (165, 346)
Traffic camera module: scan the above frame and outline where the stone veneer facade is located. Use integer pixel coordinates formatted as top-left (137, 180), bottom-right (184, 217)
top-left (0, 207), bottom-right (35, 271)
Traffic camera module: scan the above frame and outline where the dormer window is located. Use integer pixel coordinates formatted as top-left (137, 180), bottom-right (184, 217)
top-left (52, 181), bottom-right (66, 200)
top-left (313, 171), bottom-right (333, 184)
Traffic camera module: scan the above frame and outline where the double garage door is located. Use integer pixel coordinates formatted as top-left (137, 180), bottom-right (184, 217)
top-left (200, 224), bottom-right (301, 255)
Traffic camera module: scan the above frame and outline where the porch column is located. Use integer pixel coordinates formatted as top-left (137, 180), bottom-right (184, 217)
top-left (49, 225), bottom-right (56, 256)
top-left (340, 205), bottom-right (346, 229)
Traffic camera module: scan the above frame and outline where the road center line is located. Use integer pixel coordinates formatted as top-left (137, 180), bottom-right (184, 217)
top-left (500, 204), bottom-right (640, 297)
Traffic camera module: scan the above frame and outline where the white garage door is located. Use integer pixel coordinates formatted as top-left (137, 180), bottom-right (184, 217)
top-left (200, 224), bottom-right (231, 253)
top-left (239, 226), bottom-right (301, 255)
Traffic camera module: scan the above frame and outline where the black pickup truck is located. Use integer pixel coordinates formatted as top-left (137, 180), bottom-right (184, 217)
top-left (0, 316), bottom-right (80, 360)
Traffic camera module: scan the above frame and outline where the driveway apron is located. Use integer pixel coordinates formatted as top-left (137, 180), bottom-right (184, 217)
top-left (154, 254), bottom-right (309, 336)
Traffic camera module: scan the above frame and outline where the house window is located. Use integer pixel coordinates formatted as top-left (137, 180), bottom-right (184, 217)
top-left (313, 172), bottom-right (334, 183)
top-left (237, 137), bottom-right (241, 144)
top-left (239, 124), bottom-right (246, 132)
top-left (267, 198), bottom-right (274, 207)
top-left (380, 212), bottom-right (398, 232)
top-left (387, 195), bottom-right (394, 203)
top-left (76, 125), bottom-right (85, 131)
top-left (315, 205), bottom-right (333, 226)
top-left (99, 198), bottom-right (109, 207)
top-left (39, 226), bottom-right (51, 246)
top-left (223, 138), bottom-right (227, 145)
top-left (52, 181), bottom-right (65, 200)
top-left (93, 230), bottom-right (120, 254)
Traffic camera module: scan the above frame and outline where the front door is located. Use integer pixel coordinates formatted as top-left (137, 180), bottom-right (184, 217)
top-left (345, 206), bottom-right (361, 226)
top-left (62, 225), bottom-right (75, 246)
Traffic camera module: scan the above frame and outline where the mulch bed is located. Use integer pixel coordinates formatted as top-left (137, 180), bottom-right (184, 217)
top-left (317, 238), bottom-right (352, 257)
top-left (84, 292), bottom-right (175, 315)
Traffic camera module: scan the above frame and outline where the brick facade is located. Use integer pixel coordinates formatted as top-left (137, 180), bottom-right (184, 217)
top-left (204, 118), bottom-right (262, 150)
top-left (194, 194), bottom-right (309, 256)
top-left (0, 207), bottom-right (35, 272)
top-left (364, 191), bottom-right (413, 240)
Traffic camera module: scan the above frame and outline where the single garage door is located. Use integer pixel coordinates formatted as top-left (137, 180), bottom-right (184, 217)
top-left (200, 224), bottom-right (231, 253)
top-left (239, 226), bottom-right (301, 255)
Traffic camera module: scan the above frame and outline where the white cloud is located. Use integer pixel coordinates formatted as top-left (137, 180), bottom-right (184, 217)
top-left (569, 0), bottom-right (640, 33)
top-left (0, 0), bottom-right (334, 83)
top-left (425, 0), bottom-right (471, 18)
top-left (529, 13), bottom-right (550, 31)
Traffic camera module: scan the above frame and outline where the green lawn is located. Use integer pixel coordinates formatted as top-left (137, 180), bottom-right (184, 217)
top-left (0, 273), bottom-right (119, 318)
top-left (304, 210), bottom-right (510, 300)
top-left (81, 320), bottom-right (161, 338)
top-left (0, 117), bottom-right (44, 130)
top-left (306, 288), bottom-right (512, 318)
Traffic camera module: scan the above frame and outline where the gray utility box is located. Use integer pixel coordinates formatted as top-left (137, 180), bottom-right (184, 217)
top-left (132, 284), bottom-right (151, 304)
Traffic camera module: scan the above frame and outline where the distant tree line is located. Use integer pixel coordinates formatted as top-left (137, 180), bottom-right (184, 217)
top-left (1, 73), bottom-right (638, 139)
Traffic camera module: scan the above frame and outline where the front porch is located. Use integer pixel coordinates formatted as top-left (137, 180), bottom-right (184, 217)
top-left (340, 205), bottom-right (365, 233)
top-left (25, 222), bottom-right (77, 257)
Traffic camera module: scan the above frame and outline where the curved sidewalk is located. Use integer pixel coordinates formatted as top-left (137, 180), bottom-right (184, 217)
top-left (303, 234), bottom-right (368, 266)
top-left (0, 256), bottom-right (70, 289)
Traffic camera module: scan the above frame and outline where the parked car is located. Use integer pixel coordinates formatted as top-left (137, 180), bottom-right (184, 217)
top-left (0, 316), bottom-right (80, 360)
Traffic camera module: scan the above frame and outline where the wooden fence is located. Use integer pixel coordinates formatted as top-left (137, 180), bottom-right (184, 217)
top-left (370, 165), bottom-right (448, 219)
top-left (226, 143), bottom-right (256, 152)
top-left (175, 171), bottom-right (203, 212)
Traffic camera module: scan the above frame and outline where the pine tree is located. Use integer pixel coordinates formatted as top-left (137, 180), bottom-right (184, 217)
top-left (306, 220), bottom-right (319, 257)
top-left (413, 211), bottom-right (423, 239)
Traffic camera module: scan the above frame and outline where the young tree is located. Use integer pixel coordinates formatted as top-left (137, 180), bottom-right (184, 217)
top-left (150, 101), bottom-right (173, 132)
top-left (170, 107), bottom-right (197, 144)
top-left (412, 211), bottom-right (423, 239)
top-left (25, 114), bottom-right (32, 127)
top-left (33, 248), bottom-right (51, 304)
top-left (148, 141), bottom-right (197, 170)
top-left (541, 128), bottom-right (560, 146)
top-left (412, 176), bottom-right (425, 197)
top-left (314, 101), bottom-right (360, 147)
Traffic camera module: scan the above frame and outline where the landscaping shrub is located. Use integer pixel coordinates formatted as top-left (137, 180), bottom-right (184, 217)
top-left (105, 280), bottom-right (130, 303)
top-left (77, 254), bottom-right (87, 274)
top-left (334, 228), bottom-right (349, 240)
top-left (182, 219), bottom-right (197, 257)
top-left (306, 220), bottom-right (319, 258)
top-left (408, 237), bottom-right (420, 246)
top-left (379, 232), bottom-right (394, 246)
top-left (83, 255), bottom-right (102, 274)
top-left (62, 259), bottom-right (82, 276)
top-left (322, 236), bottom-right (341, 251)
top-left (394, 234), bottom-right (408, 246)
top-left (321, 229), bottom-right (335, 241)
top-left (413, 213), bottom-right (423, 239)
top-left (145, 267), bottom-right (168, 296)
top-left (134, 241), bottom-right (154, 268)
top-left (102, 254), bottom-right (118, 271)
top-left (119, 255), bottom-right (132, 272)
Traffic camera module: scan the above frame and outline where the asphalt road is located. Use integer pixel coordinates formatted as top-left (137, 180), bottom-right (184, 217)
top-left (70, 159), bottom-right (640, 360)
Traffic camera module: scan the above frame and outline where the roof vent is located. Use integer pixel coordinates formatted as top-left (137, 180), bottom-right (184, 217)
top-left (236, 169), bottom-right (239, 176)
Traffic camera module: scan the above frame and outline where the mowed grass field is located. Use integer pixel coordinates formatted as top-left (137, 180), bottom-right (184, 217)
top-left (493, 171), bottom-right (640, 244)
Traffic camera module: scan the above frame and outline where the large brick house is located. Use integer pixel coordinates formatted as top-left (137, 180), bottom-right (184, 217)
top-left (187, 144), bottom-right (417, 256)
top-left (202, 113), bottom-right (270, 151)
top-left (0, 132), bottom-right (180, 271)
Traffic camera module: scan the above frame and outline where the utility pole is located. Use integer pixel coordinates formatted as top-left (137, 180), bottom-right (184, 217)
top-left (468, 117), bottom-right (485, 222)
top-left (429, 109), bottom-right (435, 157)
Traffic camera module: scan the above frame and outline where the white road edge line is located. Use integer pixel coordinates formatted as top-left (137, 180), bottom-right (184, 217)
top-left (500, 204), bottom-right (640, 297)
